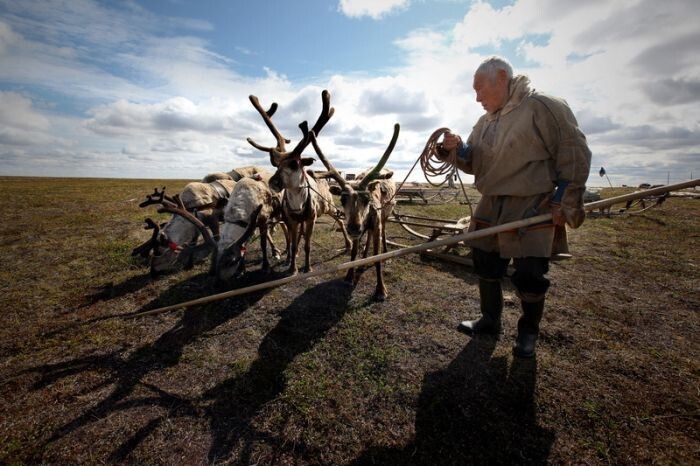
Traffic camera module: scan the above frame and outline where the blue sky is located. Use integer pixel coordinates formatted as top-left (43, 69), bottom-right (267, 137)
top-left (1, 0), bottom-right (698, 185)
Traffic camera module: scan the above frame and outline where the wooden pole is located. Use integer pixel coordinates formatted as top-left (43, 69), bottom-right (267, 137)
top-left (131, 179), bottom-right (699, 318)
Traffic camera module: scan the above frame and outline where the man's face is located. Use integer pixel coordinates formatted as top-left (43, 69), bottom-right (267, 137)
top-left (473, 71), bottom-right (509, 114)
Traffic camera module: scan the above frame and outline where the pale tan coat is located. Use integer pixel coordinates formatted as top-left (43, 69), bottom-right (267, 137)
top-left (456, 75), bottom-right (592, 258)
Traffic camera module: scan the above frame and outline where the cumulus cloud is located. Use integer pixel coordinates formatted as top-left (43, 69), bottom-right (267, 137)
top-left (150, 138), bottom-right (209, 154)
top-left (0, 91), bottom-right (49, 131)
top-left (84, 97), bottom-right (261, 137)
top-left (338, 0), bottom-right (410, 19)
top-left (0, 91), bottom-right (74, 147)
top-left (642, 78), bottom-right (700, 105)
top-left (358, 81), bottom-right (432, 115)
top-left (0, 0), bottom-right (697, 184)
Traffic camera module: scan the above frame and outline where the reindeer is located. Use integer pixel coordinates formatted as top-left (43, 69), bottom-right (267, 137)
top-left (214, 176), bottom-right (282, 283)
top-left (134, 168), bottom-right (285, 275)
top-left (247, 89), bottom-right (351, 275)
top-left (133, 187), bottom-right (220, 275)
top-left (308, 123), bottom-right (400, 301)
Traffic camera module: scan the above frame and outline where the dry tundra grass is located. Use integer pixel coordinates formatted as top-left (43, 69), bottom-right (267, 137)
top-left (0, 176), bottom-right (698, 465)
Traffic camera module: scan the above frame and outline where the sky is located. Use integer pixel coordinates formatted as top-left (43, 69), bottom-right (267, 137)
top-left (0, 0), bottom-right (698, 186)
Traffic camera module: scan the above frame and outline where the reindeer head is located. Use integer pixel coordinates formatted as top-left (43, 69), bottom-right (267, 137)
top-left (247, 90), bottom-right (334, 193)
top-left (149, 214), bottom-right (200, 273)
top-left (310, 124), bottom-right (400, 239)
top-left (139, 187), bottom-right (218, 275)
top-left (215, 201), bottom-right (263, 282)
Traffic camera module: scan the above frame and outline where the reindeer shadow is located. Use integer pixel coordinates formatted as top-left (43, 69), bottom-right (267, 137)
top-left (351, 337), bottom-right (554, 465)
top-left (80, 273), bottom-right (154, 308)
top-left (202, 279), bottom-right (352, 463)
top-left (20, 271), bottom-right (272, 463)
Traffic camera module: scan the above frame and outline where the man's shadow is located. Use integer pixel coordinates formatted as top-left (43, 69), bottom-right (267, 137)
top-left (202, 279), bottom-right (353, 464)
top-left (352, 337), bottom-right (554, 465)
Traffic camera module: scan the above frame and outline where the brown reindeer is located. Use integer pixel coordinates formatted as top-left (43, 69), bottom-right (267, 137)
top-left (247, 90), bottom-right (351, 275)
top-left (309, 123), bottom-right (400, 301)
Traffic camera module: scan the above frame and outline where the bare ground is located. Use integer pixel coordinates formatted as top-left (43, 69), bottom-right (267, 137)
top-left (0, 177), bottom-right (698, 465)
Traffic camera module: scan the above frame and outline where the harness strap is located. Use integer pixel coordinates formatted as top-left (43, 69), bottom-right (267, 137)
top-left (210, 180), bottom-right (231, 201)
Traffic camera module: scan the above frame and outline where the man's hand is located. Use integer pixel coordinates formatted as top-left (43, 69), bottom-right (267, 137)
top-left (442, 132), bottom-right (462, 151)
top-left (550, 202), bottom-right (566, 226)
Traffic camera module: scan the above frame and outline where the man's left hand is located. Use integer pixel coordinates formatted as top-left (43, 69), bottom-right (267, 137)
top-left (551, 203), bottom-right (566, 226)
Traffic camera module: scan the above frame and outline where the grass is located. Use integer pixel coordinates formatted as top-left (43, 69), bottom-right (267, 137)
top-left (0, 176), bottom-right (698, 465)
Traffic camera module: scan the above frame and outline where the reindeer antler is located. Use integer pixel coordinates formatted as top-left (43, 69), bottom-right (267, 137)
top-left (139, 187), bottom-right (178, 208)
top-left (309, 130), bottom-right (347, 190)
top-left (246, 96), bottom-right (291, 161)
top-left (131, 217), bottom-right (163, 257)
top-left (358, 123), bottom-right (400, 190)
top-left (247, 90), bottom-right (335, 166)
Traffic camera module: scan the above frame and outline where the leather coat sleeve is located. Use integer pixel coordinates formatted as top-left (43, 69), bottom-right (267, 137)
top-left (533, 95), bottom-right (592, 228)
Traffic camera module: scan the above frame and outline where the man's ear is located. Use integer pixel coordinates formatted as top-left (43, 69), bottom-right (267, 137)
top-left (497, 68), bottom-right (509, 85)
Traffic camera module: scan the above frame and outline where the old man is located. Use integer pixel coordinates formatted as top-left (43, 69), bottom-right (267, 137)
top-left (440, 56), bottom-right (592, 358)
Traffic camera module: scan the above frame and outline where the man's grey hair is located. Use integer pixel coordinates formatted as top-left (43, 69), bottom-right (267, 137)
top-left (475, 56), bottom-right (513, 82)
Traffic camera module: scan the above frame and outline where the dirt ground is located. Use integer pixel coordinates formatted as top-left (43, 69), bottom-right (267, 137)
top-left (1, 176), bottom-right (698, 465)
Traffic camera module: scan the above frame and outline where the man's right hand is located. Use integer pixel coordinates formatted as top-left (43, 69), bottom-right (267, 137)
top-left (442, 132), bottom-right (462, 151)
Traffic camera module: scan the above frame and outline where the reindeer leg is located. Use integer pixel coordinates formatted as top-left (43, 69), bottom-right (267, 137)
top-left (302, 217), bottom-right (315, 273)
top-left (373, 229), bottom-right (387, 301)
top-left (260, 224), bottom-right (270, 273)
top-left (352, 229), bottom-right (372, 281)
top-left (267, 230), bottom-right (281, 260)
top-left (335, 217), bottom-right (352, 253)
top-left (281, 222), bottom-right (290, 260)
top-left (362, 230), bottom-right (372, 258)
top-left (345, 239), bottom-right (358, 284)
top-left (381, 216), bottom-right (392, 264)
top-left (288, 221), bottom-right (300, 275)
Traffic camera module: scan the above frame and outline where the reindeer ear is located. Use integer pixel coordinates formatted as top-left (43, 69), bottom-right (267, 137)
top-left (367, 180), bottom-right (381, 192)
top-left (301, 157), bottom-right (315, 167)
top-left (330, 185), bottom-right (342, 195)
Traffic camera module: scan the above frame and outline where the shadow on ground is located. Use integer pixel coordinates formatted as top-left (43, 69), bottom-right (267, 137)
top-left (202, 279), bottom-right (353, 463)
top-left (351, 337), bottom-right (555, 465)
top-left (20, 270), bottom-right (274, 462)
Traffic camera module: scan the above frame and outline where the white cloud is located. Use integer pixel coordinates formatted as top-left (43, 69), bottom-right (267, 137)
top-left (150, 138), bottom-right (210, 154)
top-left (0, 91), bottom-right (49, 130)
top-left (338, 0), bottom-right (410, 19)
top-left (0, 0), bottom-right (697, 186)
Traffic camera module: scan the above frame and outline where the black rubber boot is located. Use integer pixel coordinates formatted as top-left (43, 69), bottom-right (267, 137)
top-left (458, 279), bottom-right (503, 337)
top-left (513, 298), bottom-right (545, 358)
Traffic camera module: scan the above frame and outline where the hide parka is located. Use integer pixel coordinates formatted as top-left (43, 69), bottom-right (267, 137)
top-left (455, 75), bottom-right (592, 258)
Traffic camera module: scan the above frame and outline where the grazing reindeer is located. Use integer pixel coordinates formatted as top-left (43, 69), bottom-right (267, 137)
top-left (247, 89), bottom-right (351, 275)
top-left (309, 123), bottom-right (400, 301)
top-left (135, 187), bottom-right (220, 275)
top-left (136, 168), bottom-right (285, 276)
top-left (214, 176), bottom-right (281, 283)
top-left (137, 175), bottom-right (236, 275)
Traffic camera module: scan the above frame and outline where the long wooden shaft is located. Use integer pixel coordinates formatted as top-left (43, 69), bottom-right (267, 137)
top-left (584, 179), bottom-right (698, 210)
top-left (131, 179), bottom-right (699, 317)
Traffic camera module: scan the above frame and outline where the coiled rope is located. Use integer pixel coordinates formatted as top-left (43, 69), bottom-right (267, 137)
top-left (414, 127), bottom-right (474, 216)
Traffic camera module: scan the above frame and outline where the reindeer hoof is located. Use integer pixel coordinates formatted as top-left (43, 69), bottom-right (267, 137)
top-left (301, 266), bottom-right (312, 273)
top-left (373, 291), bottom-right (387, 302)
